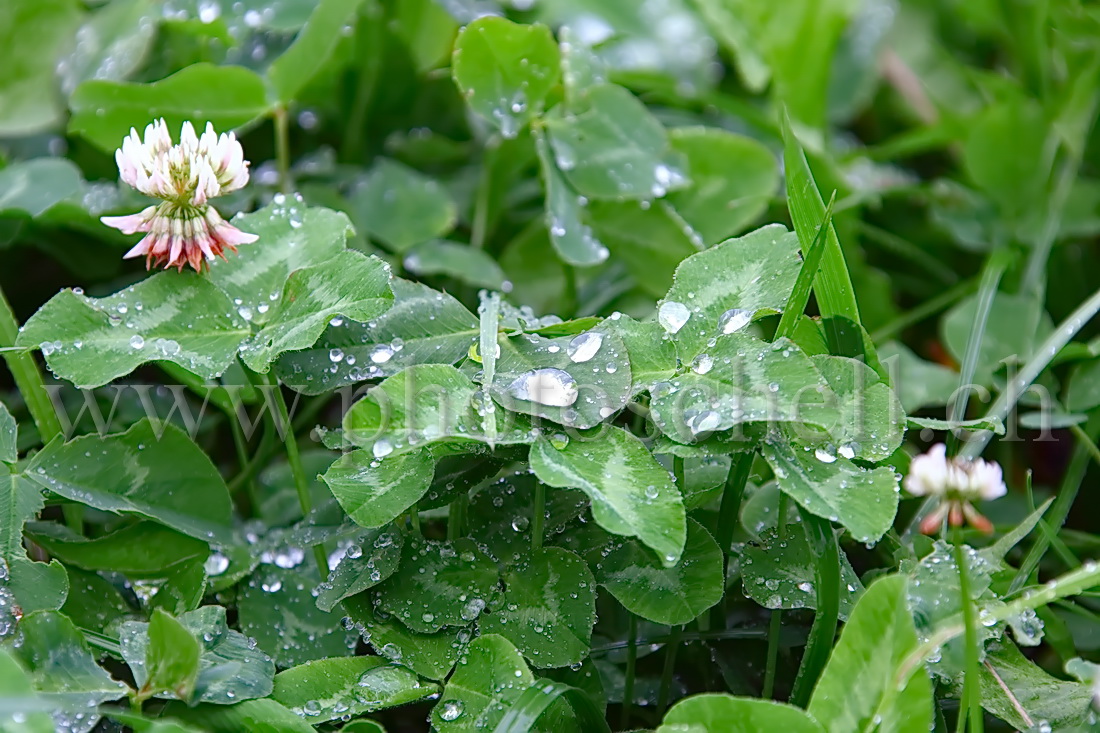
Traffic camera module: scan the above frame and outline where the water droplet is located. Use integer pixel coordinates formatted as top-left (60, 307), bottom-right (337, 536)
top-left (691, 354), bottom-right (713, 374)
top-left (508, 368), bottom-right (578, 407)
top-left (815, 446), bottom-right (837, 463)
top-left (511, 515), bottom-right (530, 532)
top-left (838, 442), bottom-right (858, 460)
top-left (129, 334), bottom-right (145, 349)
top-left (370, 344), bottom-right (394, 364)
top-left (658, 301), bottom-right (691, 334)
top-left (567, 332), bottom-right (603, 363)
top-left (329, 348), bottom-right (344, 363)
top-left (439, 700), bottom-right (464, 721)
top-left (373, 439), bottom-right (394, 459)
top-left (204, 553), bottom-right (229, 576)
top-left (719, 308), bottom-right (752, 334)
top-left (686, 410), bottom-right (720, 435)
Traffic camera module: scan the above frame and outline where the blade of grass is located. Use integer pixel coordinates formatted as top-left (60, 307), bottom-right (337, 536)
top-left (0, 288), bottom-right (62, 444)
top-left (961, 284), bottom-right (1100, 459)
top-left (762, 493), bottom-right (789, 699)
top-left (776, 193), bottom-right (836, 340)
top-left (947, 249), bottom-right (1012, 455)
top-left (1009, 420), bottom-right (1097, 593)
top-left (781, 112), bottom-right (861, 325)
top-left (493, 681), bottom-right (611, 733)
top-left (789, 510), bottom-right (840, 708)
top-left (870, 279), bottom-right (975, 343)
top-left (954, 531), bottom-right (984, 733)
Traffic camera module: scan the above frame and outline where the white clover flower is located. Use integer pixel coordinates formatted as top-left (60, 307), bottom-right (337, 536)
top-left (905, 443), bottom-right (1007, 534)
top-left (100, 118), bottom-right (257, 272)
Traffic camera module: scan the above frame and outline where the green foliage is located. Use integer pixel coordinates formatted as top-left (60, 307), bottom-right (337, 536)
top-left (3, 2), bottom-right (1100, 731)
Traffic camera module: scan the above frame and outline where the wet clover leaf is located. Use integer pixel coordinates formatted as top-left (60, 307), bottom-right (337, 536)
top-left (648, 333), bottom-right (836, 445)
top-left (272, 656), bottom-right (437, 723)
top-left (238, 565), bottom-right (358, 668)
top-left (315, 526), bottom-right (404, 612)
top-left (658, 223), bottom-right (803, 360)
top-left (349, 159), bottom-right (458, 253)
top-left (760, 435), bottom-right (899, 544)
top-left (739, 524), bottom-right (863, 618)
top-left (342, 363), bottom-right (534, 456)
top-left (119, 605), bottom-right (275, 705)
top-left (489, 329), bottom-right (633, 429)
top-left (530, 426), bottom-right (687, 566)
top-left (8, 611), bottom-right (129, 727)
top-left (451, 16), bottom-right (561, 138)
top-left (343, 596), bottom-right (472, 682)
top-left (25, 420), bottom-right (235, 544)
top-left (322, 449), bottom-right (437, 530)
top-left (544, 83), bottom-right (688, 201)
top-left (594, 519), bottom-right (724, 626)
top-left (206, 199), bottom-right (354, 323)
top-left (238, 249), bottom-right (394, 372)
top-left (478, 547), bottom-right (596, 668)
top-left (276, 278), bottom-right (479, 395)
top-left (17, 273), bottom-right (249, 389)
top-left (373, 536), bottom-right (499, 633)
top-left (431, 634), bottom-right (534, 731)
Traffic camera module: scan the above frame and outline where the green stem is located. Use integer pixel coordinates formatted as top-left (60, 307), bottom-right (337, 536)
top-left (713, 452), bottom-right (753, 629)
top-left (762, 493), bottom-right (790, 699)
top-left (531, 481), bottom-right (545, 550)
top-left (0, 288), bottom-right (62, 444)
top-left (620, 614), bottom-right (637, 730)
top-left (715, 452), bottom-right (752, 556)
top-left (409, 505), bottom-right (421, 534)
top-left (447, 495), bottom-right (467, 542)
top-left (274, 106), bottom-right (292, 195)
top-left (470, 138), bottom-right (498, 250)
top-left (656, 624), bottom-right (683, 715)
top-left (341, 0), bottom-right (383, 163)
top-left (954, 533), bottom-right (984, 733)
top-left (255, 368), bottom-right (327, 576)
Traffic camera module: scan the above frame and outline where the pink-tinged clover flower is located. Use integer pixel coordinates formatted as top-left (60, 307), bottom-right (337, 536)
top-left (904, 443), bottom-right (1007, 534)
top-left (100, 119), bottom-right (257, 272)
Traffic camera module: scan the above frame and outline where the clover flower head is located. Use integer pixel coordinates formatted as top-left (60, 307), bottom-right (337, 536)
top-left (905, 443), bottom-right (1007, 534)
top-left (100, 118), bottom-right (257, 272)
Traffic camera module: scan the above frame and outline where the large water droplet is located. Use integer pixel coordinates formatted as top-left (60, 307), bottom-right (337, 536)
top-left (373, 439), bottom-right (394, 459)
top-left (370, 344), bottom-right (394, 364)
top-left (658, 301), bottom-right (691, 334)
top-left (439, 700), bottom-right (465, 721)
top-left (567, 332), bottom-right (603, 363)
top-left (686, 410), bottom-right (720, 435)
top-left (719, 308), bottom-right (752, 334)
top-left (691, 354), bottom-right (713, 374)
top-left (508, 368), bottom-right (578, 407)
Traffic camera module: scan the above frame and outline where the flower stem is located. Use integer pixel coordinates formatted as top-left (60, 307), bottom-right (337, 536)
top-left (251, 367), bottom-right (328, 577)
top-left (953, 533), bottom-right (984, 733)
top-left (619, 613), bottom-right (637, 730)
top-left (714, 451), bottom-right (753, 628)
top-left (447, 495), bottom-right (467, 542)
top-left (762, 493), bottom-right (790, 699)
top-left (531, 481), bottom-right (545, 550)
top-left (656, 623), bottom-right (683, 715)
top-left (274, 106), bottom-right (292, 195)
